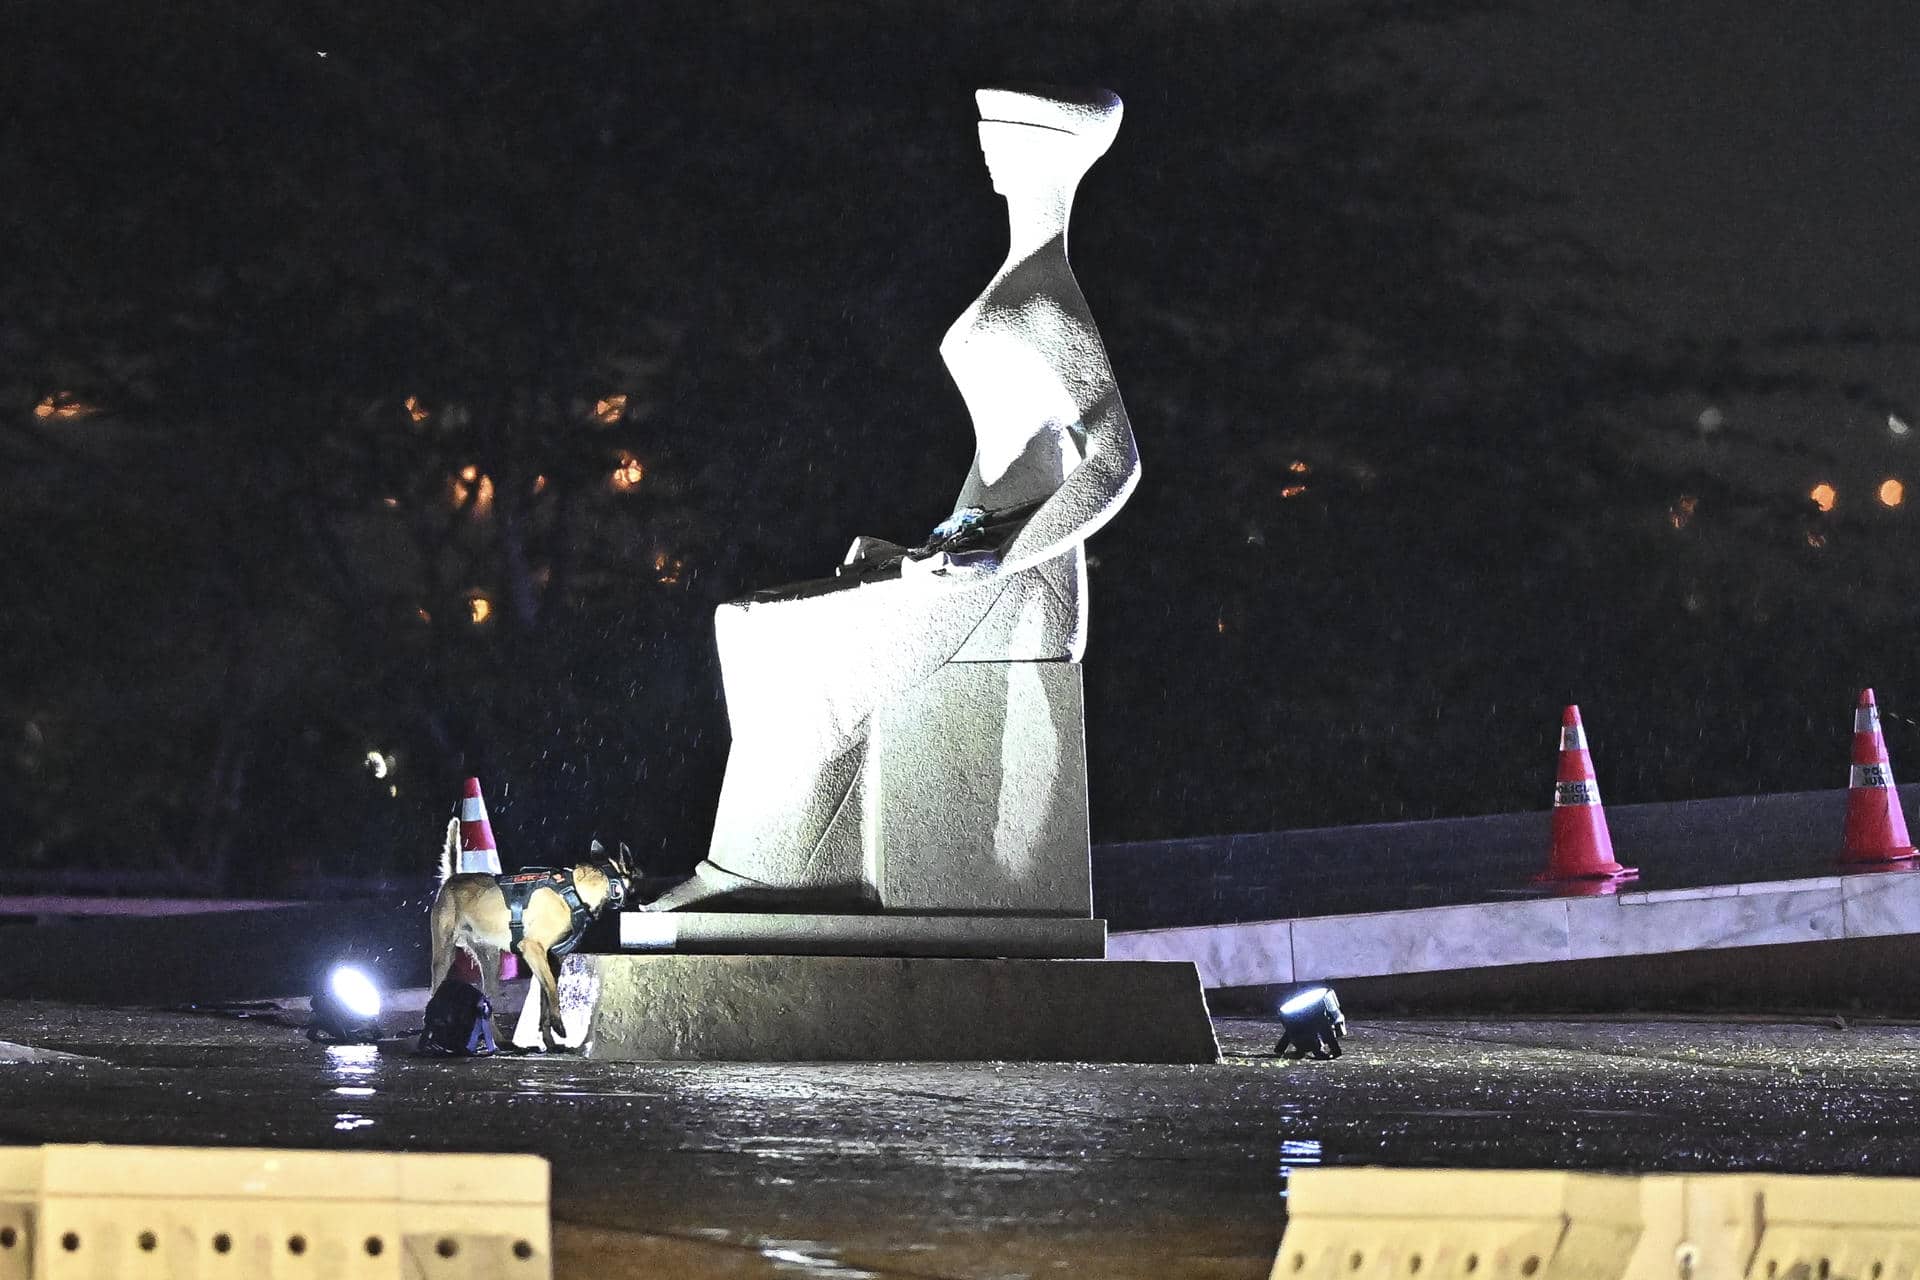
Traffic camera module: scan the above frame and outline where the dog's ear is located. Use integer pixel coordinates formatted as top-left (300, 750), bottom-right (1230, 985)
top-left (617, 842), bottom-right (634, 875)
top-left (590, 838), bottom-right (605, 856)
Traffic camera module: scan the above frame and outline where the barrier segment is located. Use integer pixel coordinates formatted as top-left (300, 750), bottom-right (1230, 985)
top-left (0, 1147), bottom-right (34, 1280)
top-left (1842, 688), bottom-right (1917, 863)
top-left (1740, 1173), bottom-right (1920, 1280)
top-left (1276, 1169), bottom-right (1920, 1280)
top-left (1275, 1168), bottom-right (1644, 1280)
top-left (7, 1145), bottom-right (548, 1280)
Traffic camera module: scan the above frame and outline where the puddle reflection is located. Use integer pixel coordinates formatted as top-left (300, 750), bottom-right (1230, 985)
top-left (760, 1239), bottom-right (880, 1278)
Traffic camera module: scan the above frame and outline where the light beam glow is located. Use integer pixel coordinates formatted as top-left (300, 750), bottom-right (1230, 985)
top-left (329, 966), bottom-right (382, 1020)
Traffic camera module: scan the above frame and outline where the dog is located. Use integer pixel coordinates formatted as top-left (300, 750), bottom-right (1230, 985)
top-left (427, 821), bottom-right (632, 1051)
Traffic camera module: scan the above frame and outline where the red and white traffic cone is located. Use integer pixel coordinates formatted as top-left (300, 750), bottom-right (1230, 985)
top-left (457, 777), bottom-right (503, 875)
top-left (1841, 689), bottom-right (1917, 864)
top-left (451, 777), bottom-right (519, 983)
top-left (1534, 705), bottom-right (1638, 888)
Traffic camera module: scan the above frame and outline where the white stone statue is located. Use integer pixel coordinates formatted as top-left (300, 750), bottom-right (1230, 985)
top-left (647, 85), bottom-right (1139, 917)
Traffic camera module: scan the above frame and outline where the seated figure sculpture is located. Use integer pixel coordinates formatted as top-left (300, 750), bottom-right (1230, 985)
top-left (647, 85), bottom-right (1139, 915)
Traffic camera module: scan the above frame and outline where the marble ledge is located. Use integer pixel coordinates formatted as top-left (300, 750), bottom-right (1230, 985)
top-left (1108, 871), bottom-right (1920, 989)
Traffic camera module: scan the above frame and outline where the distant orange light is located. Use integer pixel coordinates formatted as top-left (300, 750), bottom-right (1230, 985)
top-left (467, 595), bottom-right (493, 625)
top-left (1806, 531), bottom-right (1828, 549)
top-left (1880, 478), bottom-right (1905, 508)
top-left (1288, 460), bottom-right (1310, 475)
top-left (33, 393), bottom-right (97, 421)
top-left (1669, 495), bottom-right (1698, 530)
top-left (404, 395), bottom-right (429, 424)
top-left (593, 395), bottom-right (628, 425)
top-left (532, 474), bottom-right (549, 495)
top-left (449, 467), bottom-right (494, 514)
top-left (381, 496), bottom-right (400, 509)
top-left (1810, 482), bottom-right (1837, 513)
top-left (610, 453), bottom-right (644, 492)
top-left (1215, 616), bottom-right (1227, 634)
top-left (1280, 485), bottom-right (1308, 499)
top-left (416, 608), bottom-right (432, 623)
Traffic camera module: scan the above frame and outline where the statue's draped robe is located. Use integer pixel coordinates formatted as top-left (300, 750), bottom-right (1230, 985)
top-left (663, 223), bottom-right (1136, 910)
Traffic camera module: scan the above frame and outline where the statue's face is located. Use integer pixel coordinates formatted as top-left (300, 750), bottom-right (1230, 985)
top-left (977, 123), bottom-right (1015, 195)
top-left (977, 121), bottom-right (1086, 197)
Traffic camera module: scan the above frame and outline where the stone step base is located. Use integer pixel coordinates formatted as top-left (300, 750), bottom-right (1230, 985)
top-left (513, 954), bottom-right (1219, 1063)
top-left (614, 910), bottom-right (1106, 959)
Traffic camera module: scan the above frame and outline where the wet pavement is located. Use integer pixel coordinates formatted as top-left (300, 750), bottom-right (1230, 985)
top-left (3, 998), bottom-right (1920, 1278)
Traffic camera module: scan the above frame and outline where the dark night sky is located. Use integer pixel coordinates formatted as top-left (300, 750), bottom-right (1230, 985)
top-left (1417, 0), bottom-right (1920, 509)
top-left (9, 0), bottom-right (1920, 881)
top-left (1445, 0), bottom-right (1920, 332)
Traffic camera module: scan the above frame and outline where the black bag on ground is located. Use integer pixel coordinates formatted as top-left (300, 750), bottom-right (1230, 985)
top-left (417, 977), bottom-right (498, 1056)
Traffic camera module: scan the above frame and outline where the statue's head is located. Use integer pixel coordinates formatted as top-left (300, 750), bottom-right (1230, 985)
top-left (974, 85), bottom-right (1122, 195)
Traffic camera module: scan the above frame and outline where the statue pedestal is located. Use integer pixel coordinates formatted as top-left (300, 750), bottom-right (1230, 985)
top-left (513, 953), bottom-right (1219, 1063)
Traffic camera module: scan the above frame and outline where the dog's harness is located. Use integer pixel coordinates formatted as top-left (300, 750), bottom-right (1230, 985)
top-left (495, 868), bottom-right (597, 960)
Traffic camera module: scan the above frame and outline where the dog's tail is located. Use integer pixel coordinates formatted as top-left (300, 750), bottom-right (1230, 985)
top-left (438, 816), bottom-right (460, 885)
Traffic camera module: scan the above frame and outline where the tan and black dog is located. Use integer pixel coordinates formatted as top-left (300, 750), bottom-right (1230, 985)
top-left (427, 821), bottom-right (632, 1051)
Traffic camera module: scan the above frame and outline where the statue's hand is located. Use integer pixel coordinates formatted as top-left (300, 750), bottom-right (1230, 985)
top-left (838, 535), bottom-right (910, 578)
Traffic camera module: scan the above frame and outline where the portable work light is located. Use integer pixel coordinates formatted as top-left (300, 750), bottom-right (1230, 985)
top-left (1275, 985), bottom-right (1346, 1060)
top-left (306, 965), bottom-right (385, 1044)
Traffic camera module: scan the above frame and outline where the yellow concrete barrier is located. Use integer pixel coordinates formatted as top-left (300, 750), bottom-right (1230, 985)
top-left (0, 1145), bottom-right (548, 1279)
top-left (0, 1147), bottom-right (36, 1280)
top-left (1276, 1169), bottom-right (1644, 1279)
top-left (1278, 1169), bottom-right (1920, 1280)
top-left (1703, 1174), bottom-right (1920, 1280)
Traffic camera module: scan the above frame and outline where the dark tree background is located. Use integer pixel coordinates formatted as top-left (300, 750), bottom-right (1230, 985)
top-left (3, 0), bottom-right (1913, 888)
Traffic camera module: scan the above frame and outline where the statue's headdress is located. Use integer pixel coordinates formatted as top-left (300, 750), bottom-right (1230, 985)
top-left (976, 86), bottom-right (1122, 152)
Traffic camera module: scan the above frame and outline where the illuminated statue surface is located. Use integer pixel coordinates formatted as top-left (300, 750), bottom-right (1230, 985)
top-left (648, 86), bottom-right (1139, 917)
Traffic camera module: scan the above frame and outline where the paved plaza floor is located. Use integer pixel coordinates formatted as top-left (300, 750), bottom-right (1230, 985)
top-left (3, 999), bottom-right (1919, 1278)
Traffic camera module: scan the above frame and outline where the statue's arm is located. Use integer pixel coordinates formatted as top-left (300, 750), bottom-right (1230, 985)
top-left (993, 392), bottom-right (1140, 577)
